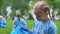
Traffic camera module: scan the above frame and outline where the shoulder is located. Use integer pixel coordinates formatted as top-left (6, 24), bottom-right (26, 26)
top-left (13, 17), bottom-right (18, 21)
top-left (49, 20), bottom-right (57, 30)
top-left (34, 19), bottom-right (41, 27)
top-left (34, 19), bottom-right (42, 24)
top-left (20, 18), bottom-right (25, 21)
top-left (14, 17), bottom-right (17, 20)
top-left (34, 19), bottom-right (38, 23)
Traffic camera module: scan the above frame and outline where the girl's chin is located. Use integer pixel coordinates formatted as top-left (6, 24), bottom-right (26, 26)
top-left (37, 19), bottom-right (49, 22)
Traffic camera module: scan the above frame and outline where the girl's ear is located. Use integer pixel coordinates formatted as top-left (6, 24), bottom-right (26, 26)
top-left (47, 11), bottom-right (49, 14)
top-left (47, 11), bottom-right (51, 19)
top-left (48, 14), bottom-right (50, 19)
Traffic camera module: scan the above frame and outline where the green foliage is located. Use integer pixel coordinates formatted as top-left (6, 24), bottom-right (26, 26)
top-left (58, 10), bottom-right (60, 15)
top-left (0, 0), bottom-right (2, 9)
top-left (0, 0), bottom-right (8, 16)
top-left (10, 12), bottom-right (14, 18)
top-left (0, 0), bottom-right (31, 17)
top-left (0, 0), bottom-right (60, 18)
top-left (10, 0), bottom-right (31, 17)
top-left (12, 0), bottom-right (30, 10)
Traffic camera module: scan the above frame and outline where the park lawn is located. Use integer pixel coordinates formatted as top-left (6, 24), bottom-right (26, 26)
top-left (0, 19), bottom-right (60, 34)
top-left (54, 20), bottom-right (60, 34)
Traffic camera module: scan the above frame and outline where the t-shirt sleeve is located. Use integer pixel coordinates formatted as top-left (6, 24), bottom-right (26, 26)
top-left (21, 19), bottom-right (27, 27)
top-left (48, 23), bottom-right (57, 34)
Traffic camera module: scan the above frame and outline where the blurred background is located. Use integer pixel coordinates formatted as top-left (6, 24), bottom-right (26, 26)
top-left (0, 0), bottom-right (60, 34)
top-left (0, 0), bottom-right (60, 20)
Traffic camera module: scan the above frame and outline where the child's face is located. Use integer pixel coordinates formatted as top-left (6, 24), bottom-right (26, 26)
top-left (34, 9), bottom-right (49, 22)
top-left (17, 16), bottom-right (21, 20)
top-left (33, 1), bottom-right (50, 22)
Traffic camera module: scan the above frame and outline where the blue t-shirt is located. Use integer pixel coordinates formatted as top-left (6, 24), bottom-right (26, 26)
top-left (0, 18), bottom-right (6, 24)
top-left (0, 18), bottom-right (6, 28)
top-left (11, 18), bottom-right (28, 34)
top-left (13, 18), bottom-right (27, 29)
top-left (32, 19), bottom-right (57, 34)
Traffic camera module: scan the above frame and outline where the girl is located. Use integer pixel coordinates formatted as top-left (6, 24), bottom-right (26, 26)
top-left (32, 1), bottom-right (57, 34)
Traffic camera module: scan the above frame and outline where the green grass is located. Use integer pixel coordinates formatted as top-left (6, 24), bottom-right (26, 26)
top-left (0, 20), bottom-right (12, 34)
top-left (54, 20), bottom-right (60, 34)
top-left (0, 20), bottom-right (60, 34)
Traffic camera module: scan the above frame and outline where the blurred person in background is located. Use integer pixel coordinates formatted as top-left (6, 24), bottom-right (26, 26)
top-left (0, 15), bottom-right (6, 28)
top-left (11, 14), bottom-right (29, 34)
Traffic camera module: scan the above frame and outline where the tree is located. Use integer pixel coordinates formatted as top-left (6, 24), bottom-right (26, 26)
top-left (10, 0), bottom-right (31, 16)
top-left (0, 0), bottom-right (3, 14)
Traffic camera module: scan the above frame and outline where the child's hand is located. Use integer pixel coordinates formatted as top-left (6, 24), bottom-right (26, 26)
top-left (21, 26), bottom-right (29, 31)
top-left (29, 29), bottom-right (32, 34)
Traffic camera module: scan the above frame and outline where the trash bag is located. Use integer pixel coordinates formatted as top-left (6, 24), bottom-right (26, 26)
top-left (11, 26), bottom-right (29, 34)
top-left (0, 23), bottom-right (6, 28)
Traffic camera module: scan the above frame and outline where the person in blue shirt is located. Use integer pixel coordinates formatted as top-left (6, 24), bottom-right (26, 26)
top-left (32, 1), bottom-right (57, 34)
top-left (11, 14), bottom-right (28, 34)
top-left (0, 15), bottom-right (6, 28)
